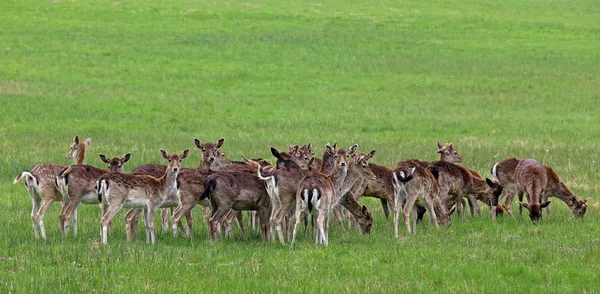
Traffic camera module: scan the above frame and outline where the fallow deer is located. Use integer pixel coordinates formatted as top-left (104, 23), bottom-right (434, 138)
top-left (200, 169), bottom-right (271, 242)
top-left (289, 143), bottom-right (350, 246)
top-left (392, 160), bottom-right (451, 236)
top-left (97, 149), bottom-right (189, 244)
top-left (491, 158), bottom-right (551, 222)
top-left (55, 153), bottom-right (131, 235)
top-left (512, 165), bottom-right (588, 219)
top-left (13, 136), bottom-right (91, 239)
top-left (427, 161), bottom-right (503, 221)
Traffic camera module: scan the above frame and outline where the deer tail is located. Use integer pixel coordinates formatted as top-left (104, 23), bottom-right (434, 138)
top-left (199, 178), bottom-right (217, 201)
top-left (14, 171), bottom-right (38, 188)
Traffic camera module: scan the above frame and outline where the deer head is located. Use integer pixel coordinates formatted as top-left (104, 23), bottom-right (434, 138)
top-left (161, 149), bottom-right (189, 173)
top-left (66, 136), bottom-right (92, 160)
top-left (357, 205), bottom-right (373, 234)
top-left (520, 201), bottom-right (551, 223)
top-left (271, 147), bottom-right (302, 169)
top-left (194, 138), bottom-right (229, 170)
top-left (437, 141), bottom-right (463, 163)
top-left (570, 196), bottom-right (588, 218)
top-left (354, 150), bottom-right (377, 180)
top-left (99, 153), bottom-right (131, 173)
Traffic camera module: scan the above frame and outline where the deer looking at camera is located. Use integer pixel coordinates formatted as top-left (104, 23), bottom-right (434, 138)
top-left (13, 136), bottom-right (91, 239)
top-left (289, 143), bottom-right (352, 246)
top-left (55, 153), bottom-right (131, 236)
top-left (491, 158), bottom-right (549, 223)
top-left (97, 150), bottom-right (189, 244)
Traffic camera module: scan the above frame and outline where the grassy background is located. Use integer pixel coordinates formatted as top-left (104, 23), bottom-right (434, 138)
top-left (1, 0), bottom-right (599, 292)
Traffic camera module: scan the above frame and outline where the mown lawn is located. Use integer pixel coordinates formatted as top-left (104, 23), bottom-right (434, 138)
top-left (1, 0), bottom-right (599, 292)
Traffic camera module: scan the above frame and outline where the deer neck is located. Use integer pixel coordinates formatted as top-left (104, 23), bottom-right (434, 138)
top-left (318, 157), bottom-right (335, 176)
top-left (159, 167), bottom-right (180, 196)
top-left (330, 165), bottom-right (348, 192)
top-left (75, 147), bottom-right (86, 165)
top-left (547, 182), bottom-right (576, 207)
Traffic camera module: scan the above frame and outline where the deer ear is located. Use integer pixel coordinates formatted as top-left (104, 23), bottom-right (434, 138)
top-left (332, 142), bottom-right (337, 150)
top-left (288, 144), bottom-right (296, 152)
top-left (362, 205), bottom-right (368, 214)
top-left (449, 207), bottom-right (456, 216)
top-left (367, 150), bottom-right (376, 159)
top-left (181, 149), bottom-right (190, 159)
top-left (437, 141), bottom-right (444, 150)
top-left (449, 143), bottom-right (454, 149)
top-left (99, 154), bottom-right (110, 163)
top-left (240, 154), bottom-right (249, 163)
top-left (270, 147), bottom-right (281, 159)
top-left (122, 153), bottom-right (131, 163)
top-left (485, 178), bottom-right (495, 187)
top-left (84, 137), bottom-right (92, 147)
top-left (308, 157), bottom-right (315, 171)
top-left (216, 138), bottom-right (225, 149)
top-left (194, 138), bottom-right (203, 149)
top-left (160, 150), bottom-right (169, 160)
top-left (541, 201), bottom-right (551, 208)
top-left (519, 202), bottom-right (529, 209)
top-left (73, 136), bottom-right (80, 145)
top-left (348, 144), bottom-right (358, 157)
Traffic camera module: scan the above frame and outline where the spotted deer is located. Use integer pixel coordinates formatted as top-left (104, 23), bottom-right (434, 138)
top-left (427, 161), bottom-right (503, 221)
top-left (289, 143), bottom-right (349, 247)
top-left (13, 136), bottom-right (91, 239)
top-left (97, 150), bottom-right (189, 244)
top-left (392, 160), bottom-right (451, 236)
top-left (55, 153), bottom-right (131, 236)
top-left (333, 149), bottom-right (377, 228)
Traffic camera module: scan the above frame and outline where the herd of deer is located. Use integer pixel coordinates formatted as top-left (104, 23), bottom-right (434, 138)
top-left (13, 136), bottom-right (589, 246)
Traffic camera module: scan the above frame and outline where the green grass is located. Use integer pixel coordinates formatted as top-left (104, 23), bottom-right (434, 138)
top-left (1, 0), bottom-right (600, 292)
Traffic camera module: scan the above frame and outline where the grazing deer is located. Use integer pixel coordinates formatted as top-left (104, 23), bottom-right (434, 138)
top-left (392, 160), bottom-right (451, 236)
top-left (491, 158), bottom-right (550, 223)
top-left (428, 161), bottom-right (503, 221)
top-left (511, 165), bottom-right (588, 219)
top-left (55, 153), bottom-right (131, 236)
top-left (97, 149), bottom-right (189, 244)
top-left (539, 165), bottom-right (588, 217)
top-left (289, 143), bottom-right (349, 246)
top-left (13, 136), bottom-right (91, 239)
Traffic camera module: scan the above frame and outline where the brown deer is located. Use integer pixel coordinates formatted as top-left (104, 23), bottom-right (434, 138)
top-left (333, 149), bottom-right (376, 228)
top-left (55, 153), bottom-right (131, 236)
top-left (13, 136), bottom-right (91, 239)
top-left (427, 161), bottom-right (503, 221)
top-left (491, 158), bottom-right (550, 223)
top-left (200, 169), bottom-right (271, 242)
top-left (97, 150), bottom-right (189, 244)
top-left (127, 138), bottom-right (232, 239)
top-left (509, 165), bottom-right (588, 219)
top-left (289, 143), bottom-right (349, 246)
top-left (392, 160), bottom-right (451, 236)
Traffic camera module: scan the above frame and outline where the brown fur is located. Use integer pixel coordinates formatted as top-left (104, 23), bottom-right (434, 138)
top-left (429, 161), bottom-right (502, 221)
top-left (542, 165), bottom-right (587, 217)
top-left (56, 153), bottom-right (130, 235)
top-left (98, 150), bottom-right (189, 244)
top-left (13, 136), bottom-right (91, 239)
top-left (392, 160), bottom-right (450, 236)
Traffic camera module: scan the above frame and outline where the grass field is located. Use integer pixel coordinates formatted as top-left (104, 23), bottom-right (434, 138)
top-left (1, 0), bottom-right (600, 292)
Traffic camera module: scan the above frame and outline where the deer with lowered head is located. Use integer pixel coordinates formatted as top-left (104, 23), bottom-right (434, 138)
top-left (427, 160), bottom-right (503, 221)
top-left (490, 158), bottom-right (551, 222)
top-left (97, 149), bottom-right (189, 244)
top-left (55, 153), bottom-right (131, 236)
top-left (392, 159), bottom-right (452, 236)
top-left (13, 136), bottom-right (91, 239)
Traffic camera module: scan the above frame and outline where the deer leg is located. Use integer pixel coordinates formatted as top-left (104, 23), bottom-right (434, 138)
top-left (144, 206), bottom-right (157, 245)
top-left (62, 198), bottom-right (82, 236)
top-left (209, 208), bottom-right (231, 242)
top-left (317, 212), bottom-right (327, 246)
top-left (380, 198), bottom-right (390, 221)
top-left (184, 210), bottom-right (193, 238)
top-left (124, 208), bottom-right (141, 241)
top-left (161, 208), bottom-right (170, 233)
top-left (518, 190), bottom-right (524, 217)
top-left (37, 199), bottom-right (56, 240)
top-left (100, 203), bottom-right (123, 244)
top-left (393, 197), bottom-right (401, 238)
top-left (31, 197), bottom-right (42, 239)
top-left (425, 193), bottom-right (440, 229)
top-left (290, 204), bottom-right (304, 248)
top-left (403, 192), bottom-right (418, 234)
